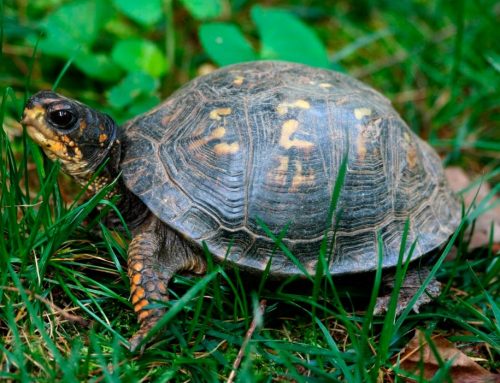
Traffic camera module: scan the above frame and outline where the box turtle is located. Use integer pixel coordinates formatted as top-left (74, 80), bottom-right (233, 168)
top-left (22, 61), bottom-right (460, 351)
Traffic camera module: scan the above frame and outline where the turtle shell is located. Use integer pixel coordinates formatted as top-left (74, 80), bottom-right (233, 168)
top-left (121, 61), bottom-right (460, 277)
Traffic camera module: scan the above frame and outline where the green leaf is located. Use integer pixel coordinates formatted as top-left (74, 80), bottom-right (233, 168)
top-left (38, 0), bottom-right (114, 58)
top-left (111, 39), bottom-right (168, 77)
top-left (128, 94), bottom-right (161, 117)
top-left (199, 23), bottom-right (257, 66)
top-left (179, 0), bottom-right (223, 20)
top-left (251, 5), bottom-right (329, 68)
top-left (485, 52), bottom-right (500, 73)
top-left (74, 52), bottom-right (122, 82)
top-left (107, 71), bottom-right (158, 109)
top-left (112, 0), bottom-right (163, 26)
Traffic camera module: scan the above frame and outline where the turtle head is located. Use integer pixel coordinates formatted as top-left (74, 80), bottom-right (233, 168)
top-left (22, 91), bottom-right (120, 190)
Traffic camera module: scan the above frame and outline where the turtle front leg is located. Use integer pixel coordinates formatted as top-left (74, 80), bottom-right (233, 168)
top-left (127, 216), bottom-right (206, 352)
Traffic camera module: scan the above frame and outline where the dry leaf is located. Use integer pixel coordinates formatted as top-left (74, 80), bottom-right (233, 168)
top-left (445, 167), bottom-right (500, 250)
top-left (396, 330), bottom-right (499, 382)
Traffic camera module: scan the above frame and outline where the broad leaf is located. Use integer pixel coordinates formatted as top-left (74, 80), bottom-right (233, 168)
top-left (38, 0), bottom-right (114, 58)
top-left (112, 0), bottom-right (163, 26)
top-left (107, 71), bottom-right (158, 109)
top-left (251, 5), bottom-right (329, 68)
top-left (74, 52), bottom-right (122, 82)
top-left (128, 94), bottom-right (161, 117)
top-left (180, 0), bottom-right (223, 20)
top-left (111, 39), bottom-right (168, 77)
top-left (397, 330), bottom-right (495, 381)
top-left (199, 23), bottom-right (257, 66)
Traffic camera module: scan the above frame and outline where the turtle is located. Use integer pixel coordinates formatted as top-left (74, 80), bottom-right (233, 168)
top-left (21, 60), bottom-right (461, 351)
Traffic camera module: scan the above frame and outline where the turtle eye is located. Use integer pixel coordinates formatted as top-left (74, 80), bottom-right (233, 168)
top-left (48, 109), bottom-right (76, 129)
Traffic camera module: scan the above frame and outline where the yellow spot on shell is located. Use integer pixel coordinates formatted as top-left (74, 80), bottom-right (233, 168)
top-left (357, 131), bottom-right (367, 161)
top-left (211, 127), bottom-right (226, 139)
top-left (161, 114), bottom-right (173, 126)
top-left (291, 160), bottom-right (315, 191)
top-left (99, 133), bottom-right (108, 143)
top-left (268, 155), bottom-right (289, 186)
top-left (209, 108), bottom-right (232, 120)
top-left (233, 76), bottom-right (244, 85)
top-left (214, 142), bottom-right (239, 155)
top-left (354, 108), bottom-right (372, 120)
top-left (404, 133), bottom-right (417, 168)
top-left (407, 146), bottom-right (417, 168)
top-left (188, 126), bottom-right (225, 151)
top-left (276, 100), bottom-right (311, 115)
top-left (294, 99), bottom-right (310, 109)
top-left (189, 126), bottom-right (239, 155)
top-left (279, 120), bottom-right (314, 150)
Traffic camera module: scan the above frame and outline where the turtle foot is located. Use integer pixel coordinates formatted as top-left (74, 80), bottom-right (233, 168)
top-left (129, 333), bottom-right (146, 354)
top-left (374, 268), bottom-right (442, 315)
top-left (128, 321), bottom-right (158, 353)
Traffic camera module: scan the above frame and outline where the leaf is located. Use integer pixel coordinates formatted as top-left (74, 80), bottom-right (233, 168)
top-left (74, 52), bottom-right (122, 82)
top-left (485, 52), bottom-right (500, 73)
top-left (396, 330), bottom-right (497, 382)
top-left (111, 39), bottom-right (168, 77)
top-left (38, 0), bottom-right (114, 58)
top-left (112, 0), bottom-right (163, 26)
top-left (251, 5), bottom-right (329, 68)
top-left (180, 0), bottom-right (223, 20)
top-left (107, 72), bottom-right (158, 109)
top-left (128, 94), bottom-right (161, 117)
top-left (445, 167), bottom-right (500, 250)
top-left (199, 23), bottom-right (257, 66)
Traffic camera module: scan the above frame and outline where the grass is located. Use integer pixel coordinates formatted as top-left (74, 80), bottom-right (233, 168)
top-left (1, 0), bottom-right (499, 382)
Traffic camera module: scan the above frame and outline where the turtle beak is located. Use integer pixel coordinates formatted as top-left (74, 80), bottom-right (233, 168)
top-left (20, 103), bottom-right (38, 125)
top-left (22, 93), bottom-right (60, 142)
top-left (21, 92), bottom-right (91, 174)
top-left (21, 97), bottom-right (64, 164)
top-left (22, 106), bottom-right (52, 140)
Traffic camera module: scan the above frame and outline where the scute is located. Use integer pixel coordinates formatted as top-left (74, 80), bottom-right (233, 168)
top-left (121, 61), bottom-right (460, 277)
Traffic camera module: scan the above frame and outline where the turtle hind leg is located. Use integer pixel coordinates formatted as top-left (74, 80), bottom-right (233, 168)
top-left (127, 217), bottom-right (206, 352)
top-left (373, 266), bottom-right (441, 315)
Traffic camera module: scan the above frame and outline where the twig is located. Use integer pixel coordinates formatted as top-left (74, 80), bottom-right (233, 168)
top-left (227, 300), bottom-right (267, 383)
top-left (0, 286), bottom-right (90, 326)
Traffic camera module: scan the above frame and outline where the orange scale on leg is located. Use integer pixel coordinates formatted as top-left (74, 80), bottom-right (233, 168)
top-left (134, 299), bottom-right (149, 312)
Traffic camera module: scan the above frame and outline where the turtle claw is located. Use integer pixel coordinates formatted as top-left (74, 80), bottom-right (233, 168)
top-left (128, 322), bottom-right (157, 353)
top-left (128, 308), bottom-right (164, 353)
top-left (129, 332), bottom-right (147, 354)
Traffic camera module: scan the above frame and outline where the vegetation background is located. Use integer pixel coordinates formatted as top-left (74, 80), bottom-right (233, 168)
top-left (1, 0), bottom-right (499, 381)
